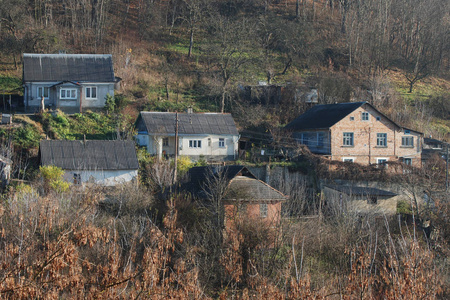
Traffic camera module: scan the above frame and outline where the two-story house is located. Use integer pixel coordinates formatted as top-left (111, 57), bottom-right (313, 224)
top-left (285, 102), bottom-right (423, 166)
top-left (135, 110), bottom-right (240, 162)
top-left (23, 53), bottom-right (119, 113)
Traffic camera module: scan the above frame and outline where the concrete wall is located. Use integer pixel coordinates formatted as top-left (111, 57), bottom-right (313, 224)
top-left (63, 169), bottom-right (138, 186)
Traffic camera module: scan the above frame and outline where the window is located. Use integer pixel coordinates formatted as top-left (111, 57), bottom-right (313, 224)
top-left (377, 158), bottom-right (388, 168)
top-left (368, 196), bottom-right (378, 204)
top-left (376, 133), bottom-right (387, 147)
top-left (73, 173), bottom-right (81, 185)
top-left (260, 203), bottom-right (268, 218)
top-left (85, 87), bottom-right (97, 99)
top-left (361, 112), bottom-right (369, 121)
top-left (60, 88), bottom-right (77, 99)
top-left (189, 140), bottom-right (202, 148)
top-left (343, 132), bottom-right (354, 146)
top-left (37, 87), bottom-right (49, 98)
top-left (219, 138), bottom-right (225, 148)
top-left (402, 136), bottom-right (414, 147)
top-left (343, 158), bottom-right (355, 162)
top-left (350, 116), bottom-right (354, 121)
top-left (403, 158), bottom-right (412, 165)
top-left (376, 116), bottom-right (381, 121)
top-left (162, 137), bottom-right (169, 146)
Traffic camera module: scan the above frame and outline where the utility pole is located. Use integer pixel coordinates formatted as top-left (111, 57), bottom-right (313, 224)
top-left (173, 112), bottom-right (178, 185)
top-left (446, 143), bottom-right (449, 191)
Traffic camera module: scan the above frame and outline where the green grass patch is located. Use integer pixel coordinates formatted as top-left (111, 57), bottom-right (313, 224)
top-left (0, 75), bottom-right (21, 94)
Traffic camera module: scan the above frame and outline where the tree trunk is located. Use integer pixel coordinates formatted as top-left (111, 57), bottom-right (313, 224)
top-left (188, 27), bottom-right (194, 58)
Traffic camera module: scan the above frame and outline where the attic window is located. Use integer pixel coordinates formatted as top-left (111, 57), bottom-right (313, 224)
top-left (350, 116), bottom-right (354, 121)
top-left (376, 116), bottom-right (381, 121)
top-left (260, 203), bottom-right (268, 218)
top-left (404, 130), bottom-right (410, 134)
top-left (361, 112), bottom-right (369, 121)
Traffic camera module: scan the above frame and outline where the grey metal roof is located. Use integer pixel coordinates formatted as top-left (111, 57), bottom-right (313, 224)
top-left (23, 53), bottom-right (115, 82)
top-left (325, 185), bottom-right (397, 197)
top-left (183, 166), bottom-right (287, 202)
top-left (136, 112), bottom-right (239, 135)
top-left (285, 102), bottom-right (366, 131)
top-left (40, 140), bottom-right (139, 171)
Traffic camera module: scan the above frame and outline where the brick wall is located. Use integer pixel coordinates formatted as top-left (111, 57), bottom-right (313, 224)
top-left (330, 106), bottom-right (422, 166)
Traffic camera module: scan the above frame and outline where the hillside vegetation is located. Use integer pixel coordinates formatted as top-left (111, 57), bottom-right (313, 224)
top-left (0, 0), bottom-right (449, 140)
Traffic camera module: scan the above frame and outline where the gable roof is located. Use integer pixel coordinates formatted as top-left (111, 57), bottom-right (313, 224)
top-left (183, 166), bottom-right (287, 202)
top-left (136, 112), bottom-right (239, 135)
top-left (40, 140), bottom-right (139, 171)
top-left (23, 53), bottom-right (115, 82)
top-left (325, 185), bottom-right (397, 197)
top-left (285, 102), bottom-right (366, 131)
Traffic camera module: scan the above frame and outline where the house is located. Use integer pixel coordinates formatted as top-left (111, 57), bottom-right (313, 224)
top-left (285, 102), bottom-right (423, 166)
top-left (422, 137), bottom-right (448, 164)
top-left (23, 53), bottom-right (120, 113)
top-left (135, 110), bottom-right (240, 162)
top-left (183, 165), bottom-right (287, 234)
top-left (39, 140), bottom-right (138, 186)
top-left (323, 184), bottom-right (399, 215)
top-left (0, 155), bottom-right (12, 190)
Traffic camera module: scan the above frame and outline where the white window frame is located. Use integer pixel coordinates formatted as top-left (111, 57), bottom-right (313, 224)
top-left (376, 133), bottom-right (387, 147)
top-left (218, 138), bottom-right (225, 148)
top-left (85, 86), bottom-right (97, 99)
top-left (343, 132), bottom-right (354, 146)
top-left (37, 86), bottom-right (49, 98)
top-left (189, 140), bottom-right (202, 148)
top-left (260, 203), bottom-right (268, 218)
top-left (403, 158), bottom-right (412, 165)
top-left (401, 136), bottom-right (414, 147)
top-left (361, 112), bottom-right (369, 121)
top-left (342, 157), bottom-right (355, 162)
top-left (162, 137), bottom-right (169, 147)
top-left (60, 88), bottom-right (77, 99)
top-left (376, 158), bottom-right (388, 167)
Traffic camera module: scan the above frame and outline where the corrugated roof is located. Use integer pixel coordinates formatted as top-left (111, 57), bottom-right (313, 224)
top-left (136, 112), bottom-right (239, 135)
top-left (285, 102), bottom-right (365, 130)
top-left (325, 185), bottom-right (397, 197)
top-left (23, 53), bottom-right (115, 82)
top-left (40, 140), bottom-right (139, 171)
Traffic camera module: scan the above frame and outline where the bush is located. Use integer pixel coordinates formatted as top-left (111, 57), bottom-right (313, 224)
top-left (39, 165), bottom-right (70, 194)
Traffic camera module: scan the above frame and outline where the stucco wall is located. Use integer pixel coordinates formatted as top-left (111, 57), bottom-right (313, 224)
top-left (63, 169), bottom-right (138, 186)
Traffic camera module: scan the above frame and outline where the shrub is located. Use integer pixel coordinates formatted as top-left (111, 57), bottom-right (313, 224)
top-left (39, 165), bottom-right (70, 193)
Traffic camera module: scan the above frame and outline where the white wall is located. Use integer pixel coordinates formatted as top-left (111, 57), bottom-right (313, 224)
top-left (63, 169), bottom-right (138, 186)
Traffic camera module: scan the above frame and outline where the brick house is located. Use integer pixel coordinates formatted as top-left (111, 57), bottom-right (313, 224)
top-left (285, 102), bottom-right (423, 166)
top-left (183, 166), bottom-right (287, 237)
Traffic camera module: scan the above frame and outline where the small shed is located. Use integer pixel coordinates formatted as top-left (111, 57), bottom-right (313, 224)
top-left (1, 114), bottom-right (12, 124)
top-left (323, 184), bottom-right (398, 215)
top-left (39, 140), bottom-right (139, 186)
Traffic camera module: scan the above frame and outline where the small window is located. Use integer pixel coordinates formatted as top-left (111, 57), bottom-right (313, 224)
top-left (403, 158), bottom-right (412, 165)
top-left (219, 138), bottom-right (225, 148)
top-left (260, 203), bottom-right (268, 218)
top-left (60, 88), bottom-right (77, 99)
top-left (189, 140), bottom-right (202, 148)
top-left (85, 87), bottom-right (97, 99)
top-left (377, 158), bottom-right (388, 168)
top-left (376, 116), bottom-right (381, 121)
top-left (343, 158), bottom-right (354, 162)
top-left (376, 133), bottom-right (387, 147)
top-left (350, 116), bottom-right (354, 121)
top-left (368, 196), bottom-right (378, 204)
top-left (404, 130), bottom-right (410, 134)
top-left (361, 112), bottom-right (369, 121)
top-left (73, 173), bottom-right (81, 185)
top-left (37, 87), bottom-right (49, 98)
top-left (402, 136), bottom-right (414, 147)
top-left (343, 132), bottom-right (354, 146)
top-left (162, 137), bottom-right (169, 146)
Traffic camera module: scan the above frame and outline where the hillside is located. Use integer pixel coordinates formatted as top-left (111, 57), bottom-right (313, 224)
top-left (0, 0), bottom-right (449, 140)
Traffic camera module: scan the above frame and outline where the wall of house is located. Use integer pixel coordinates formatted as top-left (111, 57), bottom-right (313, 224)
top-left (138, 134), bottom-right (239, 161)
top-left (63, 169), bottom-right (138, 186)
top-left (292, 130), bottom-right (330, 154)
top-left (80, 83), bottom-right (115, 108)
top-left (224, 201), bottom-right (282, 232)
top-left (330, 106), bottom-right (422, 166)
top-left (24, 82), bottom-right (59, 109)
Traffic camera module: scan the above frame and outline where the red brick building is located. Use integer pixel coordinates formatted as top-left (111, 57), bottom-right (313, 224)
top-left (285, 102), bottom-right (423, 167)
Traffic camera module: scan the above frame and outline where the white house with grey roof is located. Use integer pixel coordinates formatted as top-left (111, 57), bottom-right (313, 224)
top-left (39, 140), bottom-right (138, 186)
top-left (135, 111), bottom-right (240, 162)
top-left (23, 53), bottom-right (119, 113)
